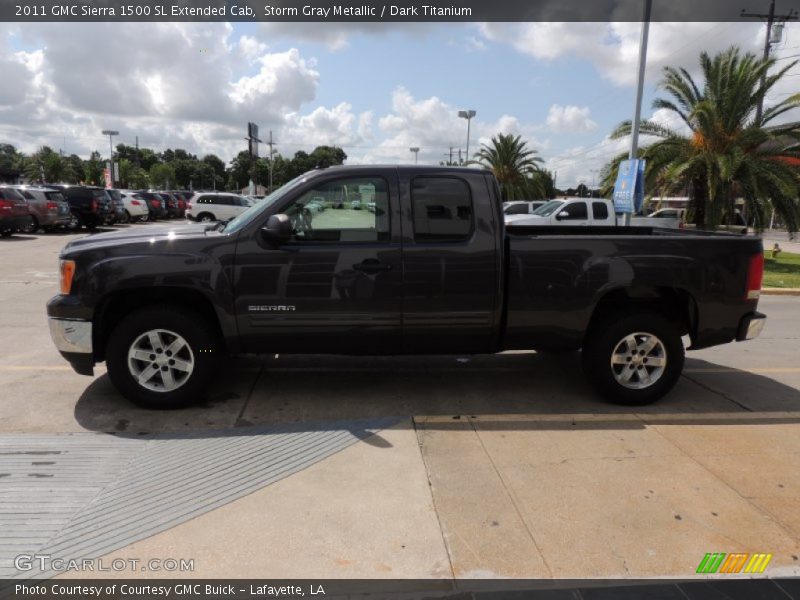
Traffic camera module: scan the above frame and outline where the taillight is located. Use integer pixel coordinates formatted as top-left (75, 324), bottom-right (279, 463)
top-left (131, 200), bottom-right (142, 206)
top-left (153, 200), bottom-right (161, 208)
top-left (186, 202), bottom-right (192, 210)
top-left (91, 199), bottom-right (98, 212)
top-left (745, 253), bottom-right (764, 300)
top-left (0, 199), bottom-right (12, 211)
top-left (46, 202), bottom-right (58, 210)
top-left (60, 260), bottom-right (76, 294)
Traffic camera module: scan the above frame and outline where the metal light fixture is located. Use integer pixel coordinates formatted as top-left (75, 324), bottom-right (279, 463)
top-left (457, 110), bottom-right (476, 164)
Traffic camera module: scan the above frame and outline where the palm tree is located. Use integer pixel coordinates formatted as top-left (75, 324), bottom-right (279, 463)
top-left (472, 133), bottom-right (545, 200)
top-left (609, 47), bottom-right (800, 231)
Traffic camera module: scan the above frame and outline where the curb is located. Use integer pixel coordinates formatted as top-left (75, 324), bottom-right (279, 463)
top-left (762, 288), bottom-right (800, 296)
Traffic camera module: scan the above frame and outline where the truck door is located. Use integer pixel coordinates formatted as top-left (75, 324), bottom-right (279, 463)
top-left (556, 200), bottom-right (590, 225)
top-left (233, 172), bottom-right (403, 354)
top-left (400, 172), bottom-right (501, 353)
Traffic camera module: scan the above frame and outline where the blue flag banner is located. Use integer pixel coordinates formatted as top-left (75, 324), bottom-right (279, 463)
top-left (613, 159), bottom-right (646, 214)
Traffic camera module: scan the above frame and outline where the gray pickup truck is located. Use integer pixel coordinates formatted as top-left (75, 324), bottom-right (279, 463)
top-left (47, 166), bottom-right (766, 409)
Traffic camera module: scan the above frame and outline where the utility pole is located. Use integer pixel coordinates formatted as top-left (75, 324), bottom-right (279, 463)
top-left (135, 136), bottom-right (140, 170)
top-left (266, 130), bottom-right (277, 191)
top-left (409, 147), bottom-right (420, 164)
top-left (741, 1), bottom-right (798, 125)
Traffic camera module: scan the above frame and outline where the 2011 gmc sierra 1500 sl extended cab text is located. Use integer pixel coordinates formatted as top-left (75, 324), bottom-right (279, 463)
top-left (47, 166), bottom-right (766, 409)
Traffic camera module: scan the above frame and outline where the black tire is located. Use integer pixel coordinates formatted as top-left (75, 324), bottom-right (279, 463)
top-left (106, 306), bottom-right (221, 409)
top-left (0, 230), bottom-right (12, 238)
top-left (197, 212), bottom-right (215, 222)
top-left (582, 311), bottom-right (684, 406)
top-left (123, 210), bottom-right (131, 223)
top-left (23, 217), bottom-right (39, 234)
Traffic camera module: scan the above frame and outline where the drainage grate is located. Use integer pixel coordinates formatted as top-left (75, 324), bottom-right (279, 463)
top-left (0, 419), bottom-right (397, 579)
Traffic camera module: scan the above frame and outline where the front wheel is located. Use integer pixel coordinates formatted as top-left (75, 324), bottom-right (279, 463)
top-left (582, 311), bottom-right (684, 406)
top-left (106, 307), bottom-right (221, 409)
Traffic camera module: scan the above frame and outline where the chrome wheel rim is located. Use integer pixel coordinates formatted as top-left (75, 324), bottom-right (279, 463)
top-left (127, 329), bottom-right (194, 393)
top-left (610, 332), bottom-right (667, 390)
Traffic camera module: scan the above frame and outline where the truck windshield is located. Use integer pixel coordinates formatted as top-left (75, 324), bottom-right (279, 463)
top-left (221, 174), bottom-right (311, 234)
top-left (532, 200), bottom-right (564, 217)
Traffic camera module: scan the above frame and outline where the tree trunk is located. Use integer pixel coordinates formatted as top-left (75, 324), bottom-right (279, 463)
top-left (692, 178), bottom-right (707, 229)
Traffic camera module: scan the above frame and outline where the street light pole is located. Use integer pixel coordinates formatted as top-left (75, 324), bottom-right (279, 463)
top-left (409, 147), bottom-right (420, 164)
top-left (101, 129), bottom-right (119, 186)
top-left (623, 0), bottom-right (651, 226)
top-left (458, 110), bottom-right (476, 164)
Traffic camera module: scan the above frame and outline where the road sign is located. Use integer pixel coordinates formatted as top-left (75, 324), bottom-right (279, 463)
top-left (613, 159), bottom-right (645, 214)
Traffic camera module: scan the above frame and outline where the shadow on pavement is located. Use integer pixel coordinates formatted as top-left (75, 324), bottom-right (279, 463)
top-left (72, 352), bottom-right (800, 439)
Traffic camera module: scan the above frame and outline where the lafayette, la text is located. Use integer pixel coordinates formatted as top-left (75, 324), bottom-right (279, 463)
top-left (16, 584), bottom-right (325, 597)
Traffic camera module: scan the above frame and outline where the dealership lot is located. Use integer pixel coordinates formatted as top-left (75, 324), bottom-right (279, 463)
top-left (1, 223), bottom-right (800, 579)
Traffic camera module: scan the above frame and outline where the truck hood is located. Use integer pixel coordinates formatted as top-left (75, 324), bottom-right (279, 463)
top-left (61, 223), bottom-right (220, 255)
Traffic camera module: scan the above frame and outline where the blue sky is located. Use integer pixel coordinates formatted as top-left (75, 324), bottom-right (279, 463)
top-left (1, 20), bottom-right (798, 186)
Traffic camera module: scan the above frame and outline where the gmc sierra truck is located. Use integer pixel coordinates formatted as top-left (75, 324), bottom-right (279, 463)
top-left (47, 166), bottom-right (766, 409)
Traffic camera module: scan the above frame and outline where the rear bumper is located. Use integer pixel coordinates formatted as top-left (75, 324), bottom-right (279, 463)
top-left (0, 214), bottom-right (33, 231)
top-left (736, 311), bottom-right (766, 341)
top-left (48, 317), bottom-right (94, 376)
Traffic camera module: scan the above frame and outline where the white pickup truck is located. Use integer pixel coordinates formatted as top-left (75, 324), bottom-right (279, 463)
top-left (506, 198), bottom-right (683, 229)
top-left (506, 198), bottom-right (616, 226)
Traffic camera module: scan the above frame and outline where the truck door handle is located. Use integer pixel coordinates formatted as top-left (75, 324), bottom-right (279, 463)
top-left (353, 259), bottom-right (392, 273)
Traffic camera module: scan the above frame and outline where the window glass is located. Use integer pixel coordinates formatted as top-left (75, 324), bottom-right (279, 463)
top-left (592, 202), bottom-right (609, 220)
top-left (562, 202), bottom-right (588, 220)
top-left (198, 195), bottom-right (213, 205)
top-left (20, 190), bottom-right (35, 199)
top-left (504, 203), bottom-right (528, 215)
top-left (412, 177), bottom-right (473, 242)
top-left (281, 177), bottom-right (390, 243)
top-left (532, 200), bottom-right (564, 217)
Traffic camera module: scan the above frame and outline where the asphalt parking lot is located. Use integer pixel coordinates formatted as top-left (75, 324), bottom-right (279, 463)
top-left (1, 222), bottom-right (800, 580)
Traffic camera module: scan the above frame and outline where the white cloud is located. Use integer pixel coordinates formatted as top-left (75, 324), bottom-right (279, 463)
top-left (546, 104), bottom-right (597, 133)
top-left (478, 22), bottom-right (769, 87)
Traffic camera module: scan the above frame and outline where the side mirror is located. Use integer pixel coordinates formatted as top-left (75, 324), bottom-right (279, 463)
top-left (556, 211), bottom-right (570, 220)
top-left (261, 214), bottom-right (292, 245)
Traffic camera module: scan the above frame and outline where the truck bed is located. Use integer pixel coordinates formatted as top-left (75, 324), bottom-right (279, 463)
top-left (502, 225), bottom-right (763, 352)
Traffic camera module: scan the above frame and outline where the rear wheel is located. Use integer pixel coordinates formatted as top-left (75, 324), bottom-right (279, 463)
top-left (106, 306), bottom-right (220, 409)
top-left (23, 216), bottom-right (38, 234)
top-left (197, 212), bottom-right (215, 222)
top-left (582, 311), bottom-right (684, 405)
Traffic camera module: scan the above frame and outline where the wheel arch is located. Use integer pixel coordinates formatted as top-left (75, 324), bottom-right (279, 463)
top-left (93, 287), bottom-right (228, 362)
top-left (585, 285), bottom-right (697, 346)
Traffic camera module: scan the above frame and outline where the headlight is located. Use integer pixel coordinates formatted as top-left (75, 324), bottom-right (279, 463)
top-left (60, 259), bottom-right (76, 294)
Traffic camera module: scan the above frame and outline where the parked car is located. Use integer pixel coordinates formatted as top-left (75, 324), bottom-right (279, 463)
top-left (507, 198), bottom-right (616, 226)
top-left (11, 186), bottom-right (73, 232)
top-left (185, 193), bottom-right (252, 222)
top-left (104, 189), bottom-right (128, 224)
top-left (503, 200), bottom-right (547, 218)
top-left (133, 191), bottom-right (167, 220)
top-left (350, 200), bottom-right (362, 210)
top-left (0, 186), bottom-right (33, 237)
top-left (47, 185), bottom-right (112, 230)
top-left (155, 192), bottom-right (182, 219)
top-left (47, 165), bottom-right (766, 409)
top-left (118, 191), bottom-right (150, 222)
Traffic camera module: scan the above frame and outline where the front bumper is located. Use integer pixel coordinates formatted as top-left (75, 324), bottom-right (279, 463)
top-left (736, 311), bottom-right (766, 342)
top-left (48, 318), bottom-right (94, 375)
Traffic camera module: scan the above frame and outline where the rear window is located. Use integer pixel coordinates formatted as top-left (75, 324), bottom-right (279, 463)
top-left (45, 192), bottom-right (65, 202)
top-left (504, 203), bottom-right (529, 215)
top-left (0, 188), bottom-right (24, 201)
top-left (19, 190), bottom-right (35, 199)
top-left (592, 202), bottom-right (609, 220)
top-left (412, 177), bottom-right (473, 242)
